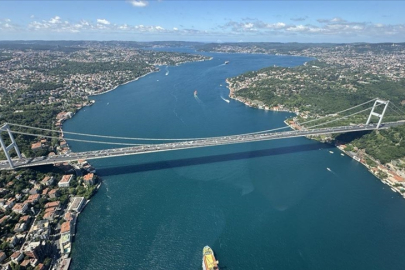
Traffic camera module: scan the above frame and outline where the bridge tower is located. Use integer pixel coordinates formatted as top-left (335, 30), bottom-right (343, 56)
top-left (0, 123), bottom-right (22, 169)
top-left (366, 99), bottom-right (389, 128)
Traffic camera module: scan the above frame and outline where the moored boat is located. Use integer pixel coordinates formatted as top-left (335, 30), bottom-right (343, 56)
top-left (202, 246), bottom-right (219, 270)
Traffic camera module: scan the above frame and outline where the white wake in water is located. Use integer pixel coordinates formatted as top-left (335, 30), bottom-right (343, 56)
top-left (221, 96), bottom-right (230, 103)
top-left (194, 95), bottom-right (202, 104)
top-left (172, 108), bottom-right (185, 124)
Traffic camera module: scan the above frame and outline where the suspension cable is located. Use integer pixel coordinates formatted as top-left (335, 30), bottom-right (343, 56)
top-left (387, 106), bottom-right (403, 116)
top-left (7, 98), bottom-right (380, 141)
top-left (296, 98), bottom-right (377, 126)
top-left (11, 131), bottom-right (145, 146)
top-left (390, 102), bottom-right (405, 115)
top-left (306, 105), bottom-right (378, 129)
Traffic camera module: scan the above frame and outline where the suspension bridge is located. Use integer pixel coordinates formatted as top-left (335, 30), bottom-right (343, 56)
top-left (0, 98), bottom-right (404, 170)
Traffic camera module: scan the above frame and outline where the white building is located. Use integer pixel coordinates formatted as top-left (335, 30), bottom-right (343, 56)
top-left (58, 174), bottom-right (73, 188)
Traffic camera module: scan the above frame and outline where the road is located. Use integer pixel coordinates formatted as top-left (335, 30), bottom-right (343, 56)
top-left (1, 121), bottom-right (403, 170)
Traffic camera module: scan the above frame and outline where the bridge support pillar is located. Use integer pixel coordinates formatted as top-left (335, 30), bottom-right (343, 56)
top-left (0, 123), bottom-right (22, 169)
top-left (366, 99), bottom-right (389, 129)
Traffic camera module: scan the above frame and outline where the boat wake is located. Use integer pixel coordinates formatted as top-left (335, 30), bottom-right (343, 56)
top-left (173, 108), bottom-right (185, 124)
top-left (221, 96), bottom-right (230, 103)
top-left (326, 167), bottom-right (339, 177)
top-left (194, 95), bottom-right (202, 104)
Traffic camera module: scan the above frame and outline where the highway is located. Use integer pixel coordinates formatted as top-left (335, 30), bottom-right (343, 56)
top-left (1, 121), bottom-right (403, 170)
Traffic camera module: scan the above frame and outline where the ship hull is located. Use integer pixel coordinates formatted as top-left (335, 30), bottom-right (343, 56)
top-left (202, 246), bottom-right (218, 270)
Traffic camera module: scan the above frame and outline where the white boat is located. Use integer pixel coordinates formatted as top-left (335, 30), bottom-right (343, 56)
top-left (327, 167), bottom-right (331, 172)
top-left (329, 151), bottom-right (334, 154)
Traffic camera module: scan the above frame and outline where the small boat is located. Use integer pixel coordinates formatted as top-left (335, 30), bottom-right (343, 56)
top-left (327, 167), bottom-right (331, 172)
top-left (194, 90), bottom-right (198, 96)
top-left (224, 61), bottom-right (229, 65)
top-left (341, 153), bottom-right (344, 156)
top-left (202, 246), bottom-right (219, 270)
top-left (329, 151), bottom-right (334, 154)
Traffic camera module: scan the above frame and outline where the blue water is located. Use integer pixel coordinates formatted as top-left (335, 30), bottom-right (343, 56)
top-left (65, 52), bottom-right (405, 270)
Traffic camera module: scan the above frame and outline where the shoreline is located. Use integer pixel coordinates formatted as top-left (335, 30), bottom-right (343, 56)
top-left (226, 79), bottom-right (405, 199)
top-left (89, 57), bottom-right (212, 97)
top-left (55, 67), bottom-right (159, 268)
top-left (226, 78), bottom-right (295, 114)
top-left (89, 68), bottom-right (158, 97)
top-left (58, 58), bottom-right (212, 266)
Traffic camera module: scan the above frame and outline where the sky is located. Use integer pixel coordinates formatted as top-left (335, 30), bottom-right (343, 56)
top-left (0, 1), bottom-right (405, 43)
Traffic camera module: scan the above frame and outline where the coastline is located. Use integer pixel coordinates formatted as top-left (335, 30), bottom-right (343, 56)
top-left (226, 79), bottom-right (405, 199)
top-left (226, 78), bottom-right (294, 114)
top-left (59, 58), bottom-right (212, 266)
top-left (89, 68), bottom-right (158, 97)
top-left (89, 57), bottom-right (212, 97)
top-left (55, 66), bottom-right (158, 267)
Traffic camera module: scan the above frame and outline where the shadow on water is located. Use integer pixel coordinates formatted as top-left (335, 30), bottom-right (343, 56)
top-left (97, 143), bottom-right (334, 177)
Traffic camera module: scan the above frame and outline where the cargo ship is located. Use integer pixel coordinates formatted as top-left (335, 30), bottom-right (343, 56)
top-left (202, 246), bottom-right (219, 270)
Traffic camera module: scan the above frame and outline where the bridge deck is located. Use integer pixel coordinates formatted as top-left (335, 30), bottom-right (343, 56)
top-left (0, 121), bottom-right (403, 170)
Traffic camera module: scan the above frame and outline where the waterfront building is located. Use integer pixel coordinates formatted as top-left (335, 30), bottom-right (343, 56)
top-left (67, 197), bottom-right (85, 212)
top-left (83, 173), bottom-right (96, 186)
top-left (60, 221), bottom-right (72, 254)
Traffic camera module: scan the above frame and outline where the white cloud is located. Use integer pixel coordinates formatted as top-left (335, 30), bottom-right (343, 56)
top-left (244, 23), bottom-right (254, 29)
top-left (49, 16), bottom-right (61, 24)
top-left (97, 19), bottom-right (110, 25)
top-left (128, 0), bottom-right (148, 7)
top-left (15, 15), bottom-right (405, 42)
top-left (286, 25), bottom-right (307, 32)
